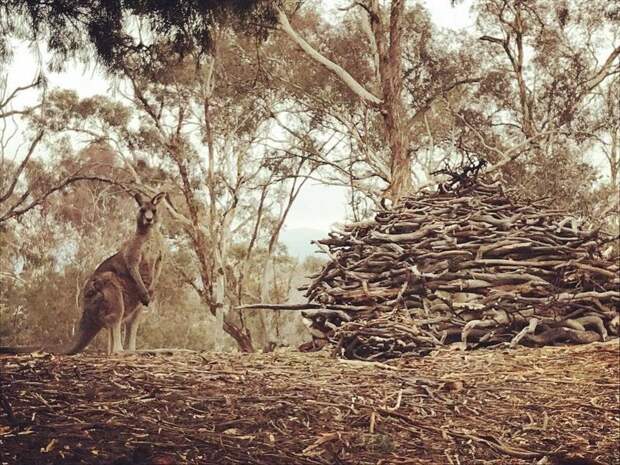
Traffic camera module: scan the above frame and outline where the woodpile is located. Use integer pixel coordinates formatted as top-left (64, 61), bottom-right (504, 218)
top-left (301, 177), bottom-right (619, 360)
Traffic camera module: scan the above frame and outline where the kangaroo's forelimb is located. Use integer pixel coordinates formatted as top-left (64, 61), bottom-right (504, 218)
top-left (124, 244), bottom-right (151, 306)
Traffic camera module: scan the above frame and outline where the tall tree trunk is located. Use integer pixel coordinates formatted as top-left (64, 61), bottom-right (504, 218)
top-left (277, 2), bottom-right (414, 200)
top-left (371, 0), bottom-right (410, 201)
top-left (610, 128), bottom-right (619, 188)
top-left (382, 100), bottom-right (410, 201)
top-left (259, 256), bottom-right (272, 303)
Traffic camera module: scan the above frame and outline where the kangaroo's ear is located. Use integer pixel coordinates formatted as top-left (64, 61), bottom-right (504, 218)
top-left (151, 192), bottom-right (166, 205)
top-left (134, 192), bottom-right (146, 206)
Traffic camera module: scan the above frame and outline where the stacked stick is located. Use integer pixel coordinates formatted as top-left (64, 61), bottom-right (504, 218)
top-left (301, 177), bottom-right (619, 360)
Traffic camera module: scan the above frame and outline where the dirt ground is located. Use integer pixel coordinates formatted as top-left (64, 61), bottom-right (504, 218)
top-left (1, 342), bottom-right (619, 465)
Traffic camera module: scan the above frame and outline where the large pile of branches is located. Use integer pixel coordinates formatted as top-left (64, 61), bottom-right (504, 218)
top-left (301, 169), bottom-right (619, 360)
top-left (1, 343), bottom-right (619, 465)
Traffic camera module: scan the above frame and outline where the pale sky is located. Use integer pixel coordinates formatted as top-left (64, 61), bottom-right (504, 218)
top-left (3, 1), bottom-right (475, 232)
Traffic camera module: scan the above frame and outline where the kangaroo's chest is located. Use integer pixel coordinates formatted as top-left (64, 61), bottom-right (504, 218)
top-left (137, 234), bottom-right (163, 279)
top-left (120, 232), bottom-right (163, 282)
top-left (140, 238), bottom-right (162, 264)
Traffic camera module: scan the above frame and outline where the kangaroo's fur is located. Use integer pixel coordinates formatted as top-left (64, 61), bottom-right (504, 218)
top-left (0, 192), bottom-right (166, 355)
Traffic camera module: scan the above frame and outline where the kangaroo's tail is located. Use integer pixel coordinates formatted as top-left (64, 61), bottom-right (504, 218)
top-left (0, 311), bottom-right (103, 356)
top-left (0, 274), bottom-right (120, 356)
top-left (0, 345), bottom-right (44, 354)
top-left (0, 326), bottom-right (102, 356)
top-left (62, 311), bottom-right (103, 355)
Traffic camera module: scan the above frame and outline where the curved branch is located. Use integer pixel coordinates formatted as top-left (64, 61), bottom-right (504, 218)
top-left (0, 130), bottom-right (44, 204)
top-left (0, 175), bottom-right (132, 223)
top-left (276, 8), bottom-right (382, 105)
top-left (583, 45), bottom-right (620, 92)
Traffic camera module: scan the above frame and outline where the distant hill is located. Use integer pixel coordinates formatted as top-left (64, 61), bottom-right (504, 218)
top-left (279, 227), bottom-right (326, 259)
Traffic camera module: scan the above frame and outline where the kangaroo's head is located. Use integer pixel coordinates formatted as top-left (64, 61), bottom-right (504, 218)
top-left (134, 192), bottom-right (166, 231)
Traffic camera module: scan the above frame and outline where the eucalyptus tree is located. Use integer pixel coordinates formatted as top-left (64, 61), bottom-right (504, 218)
top-left (259, 1), bottom-right (486, 212)
top-left (465, 0), bottom-right (620, 209)
top-left (27, 34), bottom-right (313, 351)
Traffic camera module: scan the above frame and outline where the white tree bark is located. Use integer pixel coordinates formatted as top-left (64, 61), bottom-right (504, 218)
top-left (276, 8), bottom-right (383, 105)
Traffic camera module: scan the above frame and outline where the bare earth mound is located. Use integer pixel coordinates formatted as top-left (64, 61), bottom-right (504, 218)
top-left (1, 343), bottom-right (619, 465)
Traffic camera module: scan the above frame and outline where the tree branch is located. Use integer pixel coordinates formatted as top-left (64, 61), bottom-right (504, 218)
top-left (0, 130), bottom-right (44, 204)
top-left (583, 45), bottom-right (620, 92)
top-left (276, 8), bottom-right (382, 105)
top-left (486, 130), bottom-right (565, 174)
top-left (0, 175), bottom-right (131, 223)
top-left (0, 77), bottom-right (42, 112)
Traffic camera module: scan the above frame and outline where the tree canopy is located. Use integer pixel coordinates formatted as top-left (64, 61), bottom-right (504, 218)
top-left (0, 0), bottom-right (277, 68)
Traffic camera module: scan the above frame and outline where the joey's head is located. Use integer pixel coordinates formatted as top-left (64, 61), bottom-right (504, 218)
top-left (134, 192), bottom-right (166, 231)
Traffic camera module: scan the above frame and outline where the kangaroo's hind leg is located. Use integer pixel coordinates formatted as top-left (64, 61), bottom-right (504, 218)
top-left (110, 320), bottom-right (123, 353)
top-left (93, 272), bottom-right (126, 354)
top-left (107, 286), bottom-right (125, 354)
top-left (124, 307), bottom-right (144, 352)
top-left (106, 326), bottom-right (123, 354)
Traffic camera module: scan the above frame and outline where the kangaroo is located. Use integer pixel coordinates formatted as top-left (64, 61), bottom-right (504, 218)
top-left (0, 192), bottom-right (166, 355)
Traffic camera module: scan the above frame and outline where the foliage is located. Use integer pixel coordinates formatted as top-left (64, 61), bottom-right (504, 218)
top-left (0, 0), bottom-right (277, 69)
